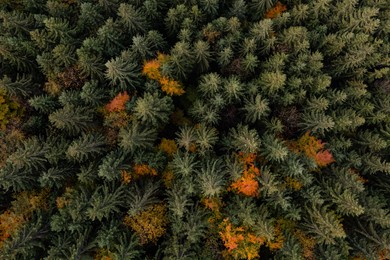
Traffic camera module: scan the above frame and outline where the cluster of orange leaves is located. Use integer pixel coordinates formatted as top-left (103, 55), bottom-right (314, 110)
top-left (103, 91), bottom-right (132, 129)
top-left (219, 218), bottom-right (265, 260)
top-left (142, 53), bottom-right (185, 96)
top-left (294, 229), bottom-right (316, 259)
top-left (267, 221), bottom-right (284, 251)
top-left (123, 203), bottom-right (168, 245)
top-left (162, 168), bottom-right (174, 188)
top-left (0, 190), bottom-right (48, 247)
top-left (229, 152), bottom-right (261, 197)
top-left (290, 132), bottom-right (335, 168)
top-left (265, 1), bottom-right (287, 19)
top-left (121, 170), bottom-right (132, 184)
top-left (133, 163), bottom-right (157, 177)
top-left (94, 248), bottom-right (114, 260)
top-left (158, 138), bottom-right (178, 157)
top-left (105, 91), bottom-right (130, 112)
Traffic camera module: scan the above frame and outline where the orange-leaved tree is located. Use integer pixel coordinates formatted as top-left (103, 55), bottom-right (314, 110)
top-left (0, 189), bottom-right (48, 248)
top-left (132, 163), bottom-right (158, 177)
top-left (219, 218), bottom-right (265, 260)
top-left (290, 132), bottom-right (335, 167)
top-left (142, 53), bottom-right (185, 96)
top-left (105, 91), bottom-right (130, 112)
top-left (265, 1), bottom-right (287, 19)
top-left (229, 152), bottom-right (261, 197)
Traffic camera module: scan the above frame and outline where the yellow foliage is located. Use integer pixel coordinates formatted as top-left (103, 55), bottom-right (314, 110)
top-left (56, 196), bottom-right (70, 209)
top-left (0, 90), bottom-right (24, 130)
top-left (102, 110), bottom-right (132, 129)
top-left (162, 168), bottom-right (174, 188)
top-left (159, 138), bottom-right (178, 157)
top-left (94, 248), bottom-right (115, 260)
top-left (284, 176), bottom-right (303, 191)
top-left (123, 203), bottom-right (168, 244)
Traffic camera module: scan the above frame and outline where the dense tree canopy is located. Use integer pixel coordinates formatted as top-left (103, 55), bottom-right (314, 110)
top-left (0, 0), bottom-right (389, 259)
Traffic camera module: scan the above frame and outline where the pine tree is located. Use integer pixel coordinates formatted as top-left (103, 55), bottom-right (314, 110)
top-left (49, 105), bottom-right (95, 135)
top-left (118, 123), bottom-right (157, 153)
top-left (66, 133), bottom-right (106, 162)
top-left (196, 158), bottom-right (226, 197)
top-left (0, 74), bottom-right (34, 98)
top-left (87, 183), bottom-right (125, 221)
top-left (133, 92), bottom-right (173, 127)
top-left (105, 51), bottom-right (140, 90)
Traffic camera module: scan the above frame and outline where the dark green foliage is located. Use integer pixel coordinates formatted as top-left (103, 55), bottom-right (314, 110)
top-left (133, 92), bottom-right (173, 127)
top-left (66, 133), bottom-right (106, 162)
top-left (118, 123), bottom-right (158, 153)
top-left (98, 149), bottom-right (129, 181)
top-left (87, 183), bottom-right (125, 221)
top-left (0, 0), bottom-right (389, 259)
top-left (49, 105), bottom-right (95, 135)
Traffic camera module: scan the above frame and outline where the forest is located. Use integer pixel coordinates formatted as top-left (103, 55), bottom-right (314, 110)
top-left (0, 0), bottom-right (389, 259)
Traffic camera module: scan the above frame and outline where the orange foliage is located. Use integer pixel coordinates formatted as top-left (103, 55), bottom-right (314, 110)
top-left (314, 150), bottom-right (335, 167)
top-left (229, 152), bottom-right (260, 197)
top-left (219, 218), bottom-right (265, 260)
top-left (348, 168), bottom-right (368, 184)
top-left (123, 203), bottom-right (168, 244)
top-left (103, 110), bottom-right (132, 129)
top-left (142, 54), bottom-right (185, 96)
top-left (142, 60), bottom-right (161, 81)
top-left (160, 76), bottom-right (185, 96)
top-left (0, 190), bottom-right (48, 247)
top-left (0, 211), bottom-right (25, 245)
top-left (159, 138), bottom-right (178, 157)
top-left (162, 168), bottom-right (174, 188)
top-left (290, 132), bottom-right (334, 168)
top-left (133, 163), bottom-right (157, 176)
top-left (294, 229), bottom-right (316, 259)
top-left (105, 91), bottom-right (130, 112)
top-left (203, 197), bottom-right (221, 213)
top-left (267, 221), bottom-right (284, 251)
top-left (265, 1), bottom-right (287, 19)
top-left (94, 248), bottom-right (115, 260)
top-left (379, 249), bottom-right (390, 260)
top-left (121, 170), bottom-right (132, 184)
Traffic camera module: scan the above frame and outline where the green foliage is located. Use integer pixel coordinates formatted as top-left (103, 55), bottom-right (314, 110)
top-left (105, 51), bottom-right (140, 90)
top-left (66, 133), bottom-right (106, 162)
top-left (49, 105), bottom-right (95, 135)
top-left (1, 0), bottom-right (389, 258)
top-left (196, 158), bottom-right (226, 197)
top-left (118, 123), bottom-right (157, 153)
top-left (87, 184), bottom-right (125, 221)
top-left (133, 92), bottom-right (173, 127)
